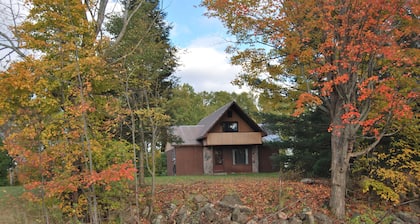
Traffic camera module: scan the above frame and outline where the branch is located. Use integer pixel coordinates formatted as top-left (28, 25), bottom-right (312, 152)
top-left (112, 0), bottom-right (145, 46)
top-left (109, 8), bottom-right (160, 64)
top-left (348, 112), bottom-right (396, 158)
top-left (0, 49), bottom-right (13, 61)
top-left (95, 0), bottom-right (109, 37)
top-left (357, 129), bottom-right (400, 140)
top-left (0, 31), bottom-right (26, 58)
top-left (348, 132), bottom-right (384, 159)
top-left (0, 0), bottom-right (27, 59)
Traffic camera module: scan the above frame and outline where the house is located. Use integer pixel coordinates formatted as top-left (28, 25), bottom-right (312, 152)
top-left (165, 101), bottom-right (279, 175)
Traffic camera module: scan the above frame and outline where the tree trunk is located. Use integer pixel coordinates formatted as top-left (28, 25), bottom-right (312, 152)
top-left (139, 148), bottom-right (145, 186)
top-left (329, 122), bottom-right (352, 219)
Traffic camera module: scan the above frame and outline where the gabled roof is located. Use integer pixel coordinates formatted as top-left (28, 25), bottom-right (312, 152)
top-left (197, 101), bottom-right (266, 139)
top-left (170, 101), bottom-right (267, 146)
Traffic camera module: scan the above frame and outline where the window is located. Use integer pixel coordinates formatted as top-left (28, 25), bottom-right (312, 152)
top-left (233, 148), bottom-right (248, 165)
top-left (171, 149), bottom-right (176, 161)
top-left (222, 121), bottom-right (238, 132)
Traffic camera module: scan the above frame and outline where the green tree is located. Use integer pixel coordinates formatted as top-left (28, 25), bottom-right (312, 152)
top-left (166, 84), bottom-right (207, 125)
top-left (202, 0), bottom-right (419, 218)
top-left (167, 84), bottom-right (259, 125)
top-left (266, 109), bottom-right (331, 177)
top-left (199, 91), bottom-right (259, 118)
top-left (106, 0), bottom-right (177, 219)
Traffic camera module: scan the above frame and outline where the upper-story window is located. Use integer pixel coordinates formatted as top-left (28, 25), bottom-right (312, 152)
top-left (222, 121), bottom-right (238, 132)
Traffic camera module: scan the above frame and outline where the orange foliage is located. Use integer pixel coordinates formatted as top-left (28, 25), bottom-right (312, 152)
top-left (292, 93), bottom-right (322, 117)
top-left (202, 0), bottom-right (419, 217)
top-left (358, 76), bottom-right (379, 101)
top-left (84, 162), bottom-right (136, 188)
top-left (341, 104), bottom-right (360, 125)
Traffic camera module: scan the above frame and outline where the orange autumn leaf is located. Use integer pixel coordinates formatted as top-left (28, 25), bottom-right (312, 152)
top-left (292, 93), bottom-right (323, 117)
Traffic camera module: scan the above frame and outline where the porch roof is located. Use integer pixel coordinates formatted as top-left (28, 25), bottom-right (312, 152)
top-left (170, 125), bottom-right (204, 146)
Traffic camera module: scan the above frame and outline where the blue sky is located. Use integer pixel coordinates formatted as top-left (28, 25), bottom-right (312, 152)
top-left (163, 0), bottom-right (248, 93)
top-left (164, 0), bottom-right (225, 49)
top-left (0, 0), bottom-right (246, 93)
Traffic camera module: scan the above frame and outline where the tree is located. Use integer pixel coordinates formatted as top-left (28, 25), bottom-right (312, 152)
top-left (202, 0), bottom-right (419, 218)
top-left (105, 0), bottom-right (178, 219)
top-left (0, 0), bottom-right (138, 222)
top-left (166, 84), bottom-right (208, 125)
top-left (266, 108), bottom-right (331, 177)
top-left (167, 84), bottom-right (259, 125)
top-left (199, 91), bottom-right (259, 119)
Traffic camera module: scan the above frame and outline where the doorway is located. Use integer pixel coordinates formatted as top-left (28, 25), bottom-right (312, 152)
top-left (214, 148), bottom-right (224, 172)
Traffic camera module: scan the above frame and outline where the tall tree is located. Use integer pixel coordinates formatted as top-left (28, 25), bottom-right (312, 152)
top-left (202, 0), bottom-right (419, 218)
top-left (199, 91), bottom-right (259, 118)
top-left (106, 0), bottom-right (178, 219)
top-left (0, 0), bottom-right (138, 222)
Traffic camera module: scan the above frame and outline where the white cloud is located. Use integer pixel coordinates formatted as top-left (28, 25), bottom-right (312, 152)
top-left (175, 38), bottom-right (248, 93)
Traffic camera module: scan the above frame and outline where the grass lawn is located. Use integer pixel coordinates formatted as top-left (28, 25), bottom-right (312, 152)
top-left (0, 185), bottom-right (28, 224)
top-left (0, 185), bottom-right (24, 199)
top-left (148, 172), bottom-right (279, 185)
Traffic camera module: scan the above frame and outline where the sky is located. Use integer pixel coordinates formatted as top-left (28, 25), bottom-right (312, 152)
top-left (162, 0), bottom-right (248, 93)
top-left (0, 0), bottom-right (246, 93)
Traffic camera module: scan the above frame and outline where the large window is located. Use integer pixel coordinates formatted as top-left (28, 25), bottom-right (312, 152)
top-left (222, 121), bottom-right (238, 132)
top-left (233, 148), bottom-right (248, 165)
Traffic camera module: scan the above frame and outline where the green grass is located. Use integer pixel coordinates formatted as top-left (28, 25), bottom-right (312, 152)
top-left (0, 185), bottom-right (24, 199)
top-left (0, 186), bottom-right (28, 224)
top-left (147, 172), bottom-right (279, 185)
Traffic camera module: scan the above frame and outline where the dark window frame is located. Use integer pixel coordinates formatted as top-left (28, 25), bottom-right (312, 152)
top-left (222, 121), bottom-right (238, 132)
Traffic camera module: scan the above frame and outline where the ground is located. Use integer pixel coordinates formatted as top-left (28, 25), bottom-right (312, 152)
top-left (149, 177), bottom-right (331, 218)
top-left (0, 174), bottom-right (417, 223)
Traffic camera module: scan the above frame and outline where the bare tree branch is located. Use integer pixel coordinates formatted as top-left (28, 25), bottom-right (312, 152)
top-left (0, 30), bottom-right (26, 58)
top-left (95, 0), bottom-right (109, 37)
top-left (112, 0), bottom-right (144, 46)
top-left (348, 112), bottom-right (397, 159)
top-left (0, 0), bottom-right (28, 63)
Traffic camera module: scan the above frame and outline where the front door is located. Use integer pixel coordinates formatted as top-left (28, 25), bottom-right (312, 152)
top-left (213, 148), bottom-right (224, 172)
